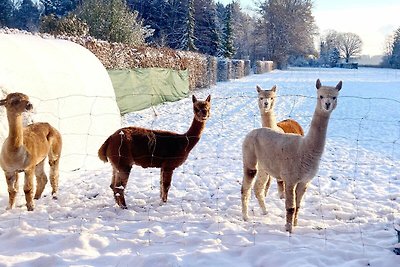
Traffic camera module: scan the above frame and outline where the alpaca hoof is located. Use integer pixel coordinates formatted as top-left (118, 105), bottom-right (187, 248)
top-left (26, 204), bottom-right (35, 211)
top-left (285, 223), bottom-right (293, 233)
top-left (243, 215), bottom-right (249, 222)
top-left (279, 194), bottom-right (285, 199)
top-left (6, 205), bottom-right (13, 210)
top-left (52, 193), bottom-right (58, 200)
top-left (261, 210), bottom-right (268, 215)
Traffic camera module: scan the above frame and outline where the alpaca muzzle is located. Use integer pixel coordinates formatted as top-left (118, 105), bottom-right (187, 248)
top-left (25, 102), bottom-right (33, 111)
top-left (325, 102), bottom-right (331, 110)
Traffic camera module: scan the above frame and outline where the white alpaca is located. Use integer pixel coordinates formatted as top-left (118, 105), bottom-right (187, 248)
top-left (256, 85), bottom-right (304, 199)
top-left (242, 79), bottom-right (342, 233)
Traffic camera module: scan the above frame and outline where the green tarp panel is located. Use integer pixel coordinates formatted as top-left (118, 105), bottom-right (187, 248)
top-left (108, 68), bottom-right (189, 115)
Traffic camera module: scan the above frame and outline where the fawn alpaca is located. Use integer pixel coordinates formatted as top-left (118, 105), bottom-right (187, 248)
top-left (242, 79), bottom-right (342, 233)
top-left (0, 93), bottom-right (62, 211)
top-left (256, 85), bottom-right (304, 199)
top-left (98, 95), bottom-right (211, 208)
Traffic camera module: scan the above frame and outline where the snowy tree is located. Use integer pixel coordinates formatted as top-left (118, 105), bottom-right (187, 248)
top-left (230, 1), bottom-right (254, 60)
top-left (319, 41), bottom-right (329, 66)
top-left (387, 27), bottom-right (400, 68)
top-left (193, 0), bottom-right (220, 56)
top-left (329, 47), bottom-right (340, 67)
top-left (337, 32), bottom-right (363, 63)
top-left (76, 0), bottom-right (153, 45)
top-left (40, 13), bottom-right (89, 36)
top-left (12, 0), bottom-right (41, 31)
top-left (40, 0), bottom-right (80, 17)
top-left (163, 0), bottom-right (197, 51)
top-left (184, 0), bottom-right (197, 51)
top-left (319, 30), bottom-right (341, 67)
top-left (0, 0), bottom-right (14, 27)
top-left (257, 0), bottom-right (317, 69)
top-left (128, 0), bottom-right (196, 51)
top-left (222, 3), bottom-right (235, 58)
top-left (128, 0), bottom-right (166, 46)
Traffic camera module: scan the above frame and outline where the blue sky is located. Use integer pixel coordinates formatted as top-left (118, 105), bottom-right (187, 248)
top-left (217, 0), bottom-right (400, 56)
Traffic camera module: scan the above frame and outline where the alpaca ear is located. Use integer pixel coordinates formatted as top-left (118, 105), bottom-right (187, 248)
top-left (336, 81), bottom-right (342, 91)
top-left (256, 85), bottom-right (262, 93)
top-left (206, 95), bottom-right (211, 102)
top-left (192, 95), bottom-right (197, 103)
top-left (271, 85), bottom-right (277, 92)
top-left (0, 99), bottom-right (6, 106)
top-left (316, 79), bottom-right (321, 89)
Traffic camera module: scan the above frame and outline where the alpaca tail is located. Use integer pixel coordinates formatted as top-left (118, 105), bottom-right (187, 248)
top-left (98, 137), bottom-right (110, 163)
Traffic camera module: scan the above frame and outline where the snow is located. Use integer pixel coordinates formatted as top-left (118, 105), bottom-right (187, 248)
top-left (0, 67), bottom-right (399, 266)
top-left (0, 33), bottom-right (121, 171)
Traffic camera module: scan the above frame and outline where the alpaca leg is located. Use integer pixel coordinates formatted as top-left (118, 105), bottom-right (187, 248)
top-left (284, 182), bottom-right (297, 233)
top-left (110, 168), bottom-right (117, 203)
top-left (293, 182), bottom-right (309, 227)
top-left (24, 169), bottom-right (36, 211)
top-left (263, 173), bottom-right (272, 197)
top-left (254, 170), bottom-right (270, 215)
top-left (34, 160), bottom-right (48, 200)
top-left (48, 157), bottom-right (60, 199)
top-left (111, 166), bottom-right (130, 209)
top-left (47, 131), bottom-right (62, 199)
top-left (241, 168), bottom-right (257, 221)
top-left (5, 172), bottom-right (19, 210)
top-left (160, 168), bottom-right (173, 203)
top-left (277, 178), bottom-right (285, 199)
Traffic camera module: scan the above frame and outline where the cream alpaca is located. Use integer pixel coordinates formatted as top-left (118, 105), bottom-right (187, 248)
top-left (256, 85), bottom-right (304, 199)
top-left (242, 79), bottom-right (342, 233)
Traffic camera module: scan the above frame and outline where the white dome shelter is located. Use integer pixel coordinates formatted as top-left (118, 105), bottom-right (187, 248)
top-left (0, 33), bottom-right (121, 172)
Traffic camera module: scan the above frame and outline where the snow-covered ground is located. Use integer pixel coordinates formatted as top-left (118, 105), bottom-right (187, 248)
top-left (0, 67), bottom-right (399, 266)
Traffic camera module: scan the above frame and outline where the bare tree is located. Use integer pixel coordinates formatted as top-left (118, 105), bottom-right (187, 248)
top-left (256, 0), bottom-right (317, 69)
top-left (230, 1), bottom-right (255, 60)
top-left (338, 32), bottom-right (363, 63)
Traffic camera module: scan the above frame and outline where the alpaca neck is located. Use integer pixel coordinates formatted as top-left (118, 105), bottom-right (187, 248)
top-left (184, 118), bottom-right (206, 152)
top-left (303, 108), bottom-right (330, 156)
top-left (185, 117), bottom-right (206, 138)
top-left (6, 111), bottom-right (24, 149)
top-left (261, 110), bottom-right (278, 128)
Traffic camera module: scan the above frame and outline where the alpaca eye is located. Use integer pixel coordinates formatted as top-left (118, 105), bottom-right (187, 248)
top-left (333, 97), bottom-right (337, 100)
top-left (319, 96), bottom-right (323, 99)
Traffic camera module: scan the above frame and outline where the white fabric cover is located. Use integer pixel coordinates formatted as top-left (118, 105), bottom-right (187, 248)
top-left (0, 33), bottom-right (121, 171)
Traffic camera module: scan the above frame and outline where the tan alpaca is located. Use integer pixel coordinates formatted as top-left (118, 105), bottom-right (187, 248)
top-left (256, 85), bottom-right (304, 199)
top-left (242, 79), bottom-right (342, 233)
top-left (0, 93), bottom-right (62, 211)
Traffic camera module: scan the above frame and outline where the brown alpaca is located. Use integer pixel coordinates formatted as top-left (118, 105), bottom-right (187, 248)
top-left (0, 93), bottom-right (62, 211)
top-left (98, 95), bottom-right (211, 208)
top-left (256, 85), bottom-right (304, 199)
top-left (277, 119), bottom-right (304, 136)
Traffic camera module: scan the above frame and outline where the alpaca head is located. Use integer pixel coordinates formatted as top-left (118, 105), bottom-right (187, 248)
top-left (256, 85), bottom-right (277, 114)
top-left (0, 92), bottom-right (33, 115)
top-left (315, 79), bottom-right (342, 114)
top-left (192, 95), bottom-right (211, 122)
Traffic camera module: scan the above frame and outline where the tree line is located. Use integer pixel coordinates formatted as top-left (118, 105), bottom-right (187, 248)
top-left (1, 0), bottom-right (398, 69)
top-left (382, 27), bottom-right (400, 69)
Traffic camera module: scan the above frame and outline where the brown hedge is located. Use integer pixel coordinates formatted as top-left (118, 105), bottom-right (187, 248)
top-left (0, 28), bottom-right (212, 90)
